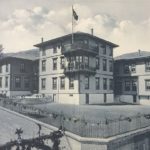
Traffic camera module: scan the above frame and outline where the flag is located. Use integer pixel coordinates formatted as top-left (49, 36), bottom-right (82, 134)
top-left (72, 8), bottom-right (78, 21)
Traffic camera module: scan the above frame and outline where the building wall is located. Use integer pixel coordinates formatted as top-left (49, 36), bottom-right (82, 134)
top-left (114, 59), bottom-right (150, 103)
top-left (38, 35), bottom-right (115, 104)
top-left (0, 58), bottom-right (39, 97)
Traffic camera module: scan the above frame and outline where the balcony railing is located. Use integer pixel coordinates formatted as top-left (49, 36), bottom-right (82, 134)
top-left (64, 63), bottom-right (96, 75)
top-left (62, 43), bottom-right (99, 56)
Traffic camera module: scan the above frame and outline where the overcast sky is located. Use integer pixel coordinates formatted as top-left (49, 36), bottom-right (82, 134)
top-left (0, 0), bottom-right (150, 56)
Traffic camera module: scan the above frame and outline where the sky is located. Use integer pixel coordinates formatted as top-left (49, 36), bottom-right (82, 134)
top-left (0, 0), bottom-right (150, 56)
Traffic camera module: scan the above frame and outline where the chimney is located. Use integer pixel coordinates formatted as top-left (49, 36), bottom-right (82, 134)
top-left (138, 49), bottom-right (141, 56)
top-left (91, 28), bottom-right (94, 36)
top-left (41, 37), bottom-right (44, 43)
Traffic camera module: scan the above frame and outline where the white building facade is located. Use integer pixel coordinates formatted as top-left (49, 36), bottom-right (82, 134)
top-left (114, 50), bottom-right (150, 104)
top-left (35, 32), bottom-right (118, 104)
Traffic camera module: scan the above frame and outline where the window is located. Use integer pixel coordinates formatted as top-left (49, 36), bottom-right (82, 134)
top-left (96, 57), bottom-right (99, 69)
top-left (5, 77), bottom-right (8, 88)
top-left (42, 49), bottom-right (46, 56)
top-left (95, 77), bottom-right (100, 90)
top-left (103, 78), bottom-right (107, 90)
top-left (109, 60), bottom-right (113, 72)
top-left (84, 56), bottom-right (89, 68)
top-left (0, 66), bottom-right (2, 73)
top-left (132, 80), bottom-right (137, 91)
top-left (124, 64), bottom-right (129, 74)
top-left (109, 46), bottom-right (113, 56)
top-left (53, 46), bottom-right (57, 53)
top-left (145, 80), bottom-right (150, 90)
top-left (15, 77), bottom-right (21, 88)
top-left (24, 77), bottom-right (30, 88)
top-left (42, 60), bottom-right (46, 72)
top-left (53, 58), bottom-right (57, 70)
top-left (85, 76), bottom-right (89, 89)
top-left (41, 78), bottom-right (46, 90)
top-left (6, 63), bottom-right (9, 72)
top-left (109, 79), bottom-right (113, 90)
top-left (60, 57), bottom-right (65, 69)
top-left (115, 81), bottom-right (122, 94)
top-left (101, 44), bottom-right (106, 55)
top-left (145, 61), bottom-right (150, 71)
top-left (0, 77), bottom-right (2, 88)
top-left (125, 81), bottom-right (130, 91)
top-left (20, 63), bottom-right (25, 72)
top-left (131, 64), bottom-right (136, 73)
top-left (69, 76), bottom-right (74, 89)
top-left (52, 77), bottom-right (57, 89)
top-left (103, 59), bottom-right (107, 71)
top-left (60, 77), bottom-right (65, 89)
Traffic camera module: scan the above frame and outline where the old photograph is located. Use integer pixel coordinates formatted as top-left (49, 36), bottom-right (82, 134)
top-left (0, 0), bottom-right (150, 149)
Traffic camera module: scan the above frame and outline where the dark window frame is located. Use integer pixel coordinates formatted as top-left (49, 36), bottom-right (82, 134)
top-left (95, 77), bottom-right (100, 90)
top-left (52, 77), bottom-right (57, 90)
top-left (5, 76), bottom-right (8, 88)
top-left (42, 60), bottom-right (46, 72)
top-left (15, 76), bottom-right (21, 88)
top-left (145, 61), bottom-right (150, 72)
top-left (85, 76), bottom-right (89, 89)
top-left (96, 57), bottom-right (100, 69)
top-left (132, 80), bottom-right (137, 91)
top-left (124, 64), bottom-right (130, 74)
top-left (103, 59), bottom-right (107, 71)
top-left (20, 63), bottom-right (25, 73)
top-left (60, 76), bottom-right (65, 89)
top-left (24, 77), bottom-right (30, 88)
top-left (103, 78), bottom-right (107, 90)
top-left (145, 80), bottom-right (150, 90)
top-left (53, 58), bottom-right (57, 70)
top-left (131, 63), bottom-right (136, 73)
top-left (109, 79), bottom-right (113, 90)
top-left (60, 57), bottom-right (65, 69)
top-left (41, 78), bottom-right (46, 90)
top-left (69, 76), bottom-right (74, 89)
top-left (125, 80), bottom-right (130, 91)
top-left (109, 60), bottom-right (113, 72)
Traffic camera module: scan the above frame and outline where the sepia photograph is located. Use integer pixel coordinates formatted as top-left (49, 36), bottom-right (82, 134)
top-left (0, 0), bottom-right (150, 149)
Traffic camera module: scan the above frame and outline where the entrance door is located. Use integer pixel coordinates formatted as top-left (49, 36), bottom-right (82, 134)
top-left (133, 95), bottom-right (137, 103)
top-left (104, 93), bottom-right (107, 103)
top-left (86, 93), bottom-right (89, 104)
top-left (53, 94), bottom-right (56, 102)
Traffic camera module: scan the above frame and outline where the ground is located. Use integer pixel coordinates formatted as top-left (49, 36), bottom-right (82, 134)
top-left (33, 103), bottom-right (150, 121)
top-left (0, 107), bottom-right (50, 145)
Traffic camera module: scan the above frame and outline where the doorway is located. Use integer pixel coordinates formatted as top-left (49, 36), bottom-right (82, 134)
top-left (86, 93), bottom-right (89, 104)
top-left (133, 95), bottom-right (137, 103)
top-left (53, 94), bottom-right (56, 102)
top-left (104, 93), bottom-right (107, 103)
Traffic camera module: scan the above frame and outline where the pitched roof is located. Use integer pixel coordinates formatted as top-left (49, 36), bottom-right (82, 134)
top-left (0, 49), bottom-right (39, 61)
top-left (115, 50), bottom-right (150, 61)
top-left (34, 32), bottom-right (118, 48)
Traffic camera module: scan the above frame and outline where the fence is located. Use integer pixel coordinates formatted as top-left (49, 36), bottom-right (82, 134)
top-left (1, 98), bottom-right (150, 138)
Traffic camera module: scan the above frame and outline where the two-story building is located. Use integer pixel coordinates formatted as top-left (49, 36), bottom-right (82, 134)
top-left (114, 50), bottom-right (150, 104)
top-left (34, 32), bottom-right (118, 104)
top-left (0, 49), bottom-right (39, 97)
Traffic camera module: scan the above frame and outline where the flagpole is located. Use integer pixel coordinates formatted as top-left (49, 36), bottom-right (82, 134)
top-left (72, 5), bottom-right (74, 44)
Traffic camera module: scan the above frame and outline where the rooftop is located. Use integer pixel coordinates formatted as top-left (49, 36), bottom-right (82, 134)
top-left (0, 49), bottom-right (39, 61)
top-left (34, 32), bottom-right (118, 48)
top-left (115, 50), bottom-right (150, 61)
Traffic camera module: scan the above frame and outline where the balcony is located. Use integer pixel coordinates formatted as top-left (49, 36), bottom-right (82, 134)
top-left (64, 63), bottom-right (96, 75)
top-left (62, 43), bottom-right (99, 56)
